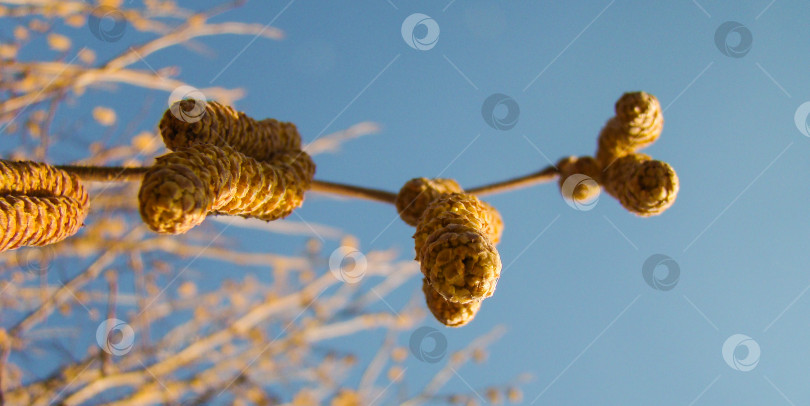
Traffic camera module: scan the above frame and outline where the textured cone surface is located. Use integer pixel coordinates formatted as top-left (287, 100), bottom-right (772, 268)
top-left (414, 193), bottom-right (503, 303)
top-left (160, 101), bottom-right (302, 160)
top-left (596, 92), bottom-right (663, 166)
top-left (420, 223), bottom-right (501, 303)
top-left (603, 153), bottom-right (678, 216)
top-left (422, 278), bottom-right (480, 327)
top-left (557, 156), bottom-right (602, 203)
top-left (414, 193), bottom-right (503, 256)
top-left (396, 178), bottom-right (463, 226)
top-left (0, 161), bottom-right (89, 251)
top-left (139, 143), bottom-right (315, 234)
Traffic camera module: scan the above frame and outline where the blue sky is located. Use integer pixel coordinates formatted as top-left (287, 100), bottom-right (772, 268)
top-left (10, 0), bottom-right (810, 404)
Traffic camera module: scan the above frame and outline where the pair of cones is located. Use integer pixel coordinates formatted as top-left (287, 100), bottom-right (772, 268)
top-left (557, 92), bottom-right (679, 217)
top-left (138, 101), bottom-right (315, 234)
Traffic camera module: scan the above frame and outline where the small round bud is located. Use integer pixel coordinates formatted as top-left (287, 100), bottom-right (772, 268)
top-left (396, 178), bottom-right (463, 226)
top-left (556, 156), bottom-right (602, 203)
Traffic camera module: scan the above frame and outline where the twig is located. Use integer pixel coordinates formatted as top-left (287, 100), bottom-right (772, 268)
top-left (466, 166), bottom-right (559, 196)
top-left (101, 270), bottom-right (118, 376)
top-left (309, 180), bottom-right (397, 204)
top-left (54, 165), bottom-right (149, 182)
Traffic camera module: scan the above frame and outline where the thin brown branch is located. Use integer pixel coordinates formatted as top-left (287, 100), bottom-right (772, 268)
top-left (54, 165), bottom-right (149, 182)
top-left (465, 166), bottom-right (559, 196)
top-left (309, 180), bottom-right (397, 204)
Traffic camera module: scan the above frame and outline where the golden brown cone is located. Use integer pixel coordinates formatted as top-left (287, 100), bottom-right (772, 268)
top-left (602, 153), bottom-right (678, 216)
top-left (138, 143), bottom-right (314, 234)
top-left (160, 100), bottom-right (302, 160)
top-left (0, 161), bottom-right (89, 251)
top-left (414, 193), bottom-right (503, 303)
top-left (422, 278), bottom-right (480, 327)
top-left (395, 177), bottom-right (463, 226)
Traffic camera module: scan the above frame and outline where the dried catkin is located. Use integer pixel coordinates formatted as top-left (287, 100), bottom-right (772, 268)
top-left (396, 177), bottom-right (463, 226)
top-left (556, 156), bottom-right (602, 203)
top-left (160, 100), bottom-right (302, 160)
top-left (422, 278), bottom-right (480, 327)
top-left (138, 143), bottom-right (315, 234)
top-left (414, 193), bottom-right (503, 303)
top-left (596, 91), bottom-right (663, 166)
top-left (602, 153), bottom-right (679, 216)
top-left (0, 161), bottom-right (89, 251)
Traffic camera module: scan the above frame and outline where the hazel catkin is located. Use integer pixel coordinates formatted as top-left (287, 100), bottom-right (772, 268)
top-left (602, 153), bottom-right (679, 216)
top-left (422, 278), bottom-right (480, 327)
top-left (414, 193), bottom-right (503, 303)
top-left (396, 177), bottom-right (463, 226)
top-left (160, 100), bottom-right (302, 160)
top-left (0, 161), bottom-right (89, 251)
top-left (138, 143), bottom-right (315, 234)
top-left (595, 91), bottom-right (663, 166)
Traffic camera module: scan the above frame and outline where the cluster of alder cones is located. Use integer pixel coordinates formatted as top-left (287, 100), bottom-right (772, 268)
top-left (0, 92), bottom-right (678, 327)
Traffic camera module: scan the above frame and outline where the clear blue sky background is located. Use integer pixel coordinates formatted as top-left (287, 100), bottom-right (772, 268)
top-left (10, 0), bottom-right (810, 404)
